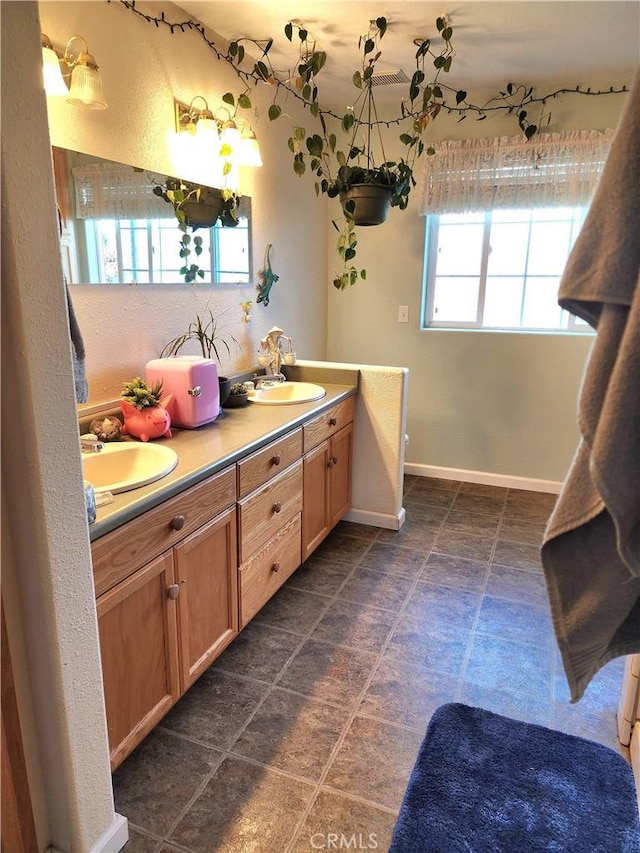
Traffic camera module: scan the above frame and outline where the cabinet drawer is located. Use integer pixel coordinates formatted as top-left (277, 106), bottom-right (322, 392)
top-left (303, 397), bottom-right (355, 453)
top-left (237, 428), bottom-right (303, 498)
top-left (92, 466), bottom-right (236, 596)
top-left (239, 514), bottom-right (302, 626)
top-left (237, 460), bottom-right (303, 562)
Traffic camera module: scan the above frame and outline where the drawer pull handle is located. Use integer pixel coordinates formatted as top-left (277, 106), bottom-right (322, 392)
top-left (170, 515), bottom-right (185, 531)
top-left (332, 456), bottom-right (338, 465)
top-left (329, 417), bottom-right (337, 426)
top-left (188, 386), bottom-right (202, 397)
top-left (271, 561), bottom-right (280, 573)
top-left (167, 584), bottom-right (180, 600)
top-left (272, 453), bottom-right (281, 466)
top-left (273, 501), bottom-right (282, 514)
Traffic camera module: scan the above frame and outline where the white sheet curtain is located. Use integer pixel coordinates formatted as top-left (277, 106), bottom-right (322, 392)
top-left (419, 129), bottom-right (615, 215)
top-left (72, 163), bottom-right (173, 220)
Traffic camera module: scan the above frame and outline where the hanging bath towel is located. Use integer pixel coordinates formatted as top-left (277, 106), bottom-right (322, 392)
top-left (65, 284), bottom-right (89, 404)
top-left (541, 69), bottom-right (640, 702)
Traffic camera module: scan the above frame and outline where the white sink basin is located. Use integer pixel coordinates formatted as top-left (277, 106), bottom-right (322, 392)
top-left (250, 382), bottom-right (326, 405)
top-left (82, 442), bottom-right (178, 493)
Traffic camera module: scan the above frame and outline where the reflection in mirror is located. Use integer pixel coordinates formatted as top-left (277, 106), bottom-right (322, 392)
top-left (52, 147), bottom-right (252, 286)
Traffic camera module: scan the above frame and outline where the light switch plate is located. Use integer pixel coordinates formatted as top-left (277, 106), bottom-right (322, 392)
top-left (398, 305), bottom-right (409, 323)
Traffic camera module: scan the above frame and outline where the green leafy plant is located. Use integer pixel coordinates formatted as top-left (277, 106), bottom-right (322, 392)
top-left (121, 377), bottom-right (164, 409)
top-left (153, 179), bottom-right (240, 283)
top-left (160, 307), bottom-right (240, 362)
top-left (229, 382), bottom-right (246, 395)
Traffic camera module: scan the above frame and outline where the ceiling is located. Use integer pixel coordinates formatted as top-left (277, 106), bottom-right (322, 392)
top-left (175, 1), bottom-right (640, 107)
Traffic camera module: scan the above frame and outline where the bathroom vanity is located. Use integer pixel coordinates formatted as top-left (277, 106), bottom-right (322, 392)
top-left (86, 382), bottom-right (357, 769)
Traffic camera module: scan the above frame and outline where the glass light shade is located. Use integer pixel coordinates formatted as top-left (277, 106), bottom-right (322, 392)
top-left (239, 135), bottom-right (263, 167)
top-left (42, 45), bottom-right (68, 96)
top-left (220, 123), bottom-right (242, 152)
top-left (67, 60), bottom-right (107, 109)
top-left (195, 116), bottom-right (220, 143)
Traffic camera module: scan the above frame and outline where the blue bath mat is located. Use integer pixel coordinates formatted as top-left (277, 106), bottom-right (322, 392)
top-left (390, 703), bottom-right (640, 853)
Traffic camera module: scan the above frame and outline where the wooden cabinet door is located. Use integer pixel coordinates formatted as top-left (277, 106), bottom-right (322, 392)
top-left (302, 440), bottom-right (331, 561)
top-left (174, 506), bottom-right (238, 692)
top-left (328, 422), bottom-right (353, 527)
top-left (97, 551), bottom-right (180, 770)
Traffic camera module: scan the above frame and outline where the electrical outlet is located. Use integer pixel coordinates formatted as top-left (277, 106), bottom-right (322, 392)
top-left (398, 305), bottom-right (409, 323)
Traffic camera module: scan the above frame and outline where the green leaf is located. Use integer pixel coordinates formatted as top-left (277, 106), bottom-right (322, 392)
top-left (237, 45), bottom-right (245, 64)
top-left (263, 38), bottom-right (273, 55)
top-left (525, 125), bottom-right (538, 139)
top-left (443, 26), bottom-right (453, 40)
top-left (399, 133), bottom-right (413, 145)
top-left (268, 104), bottom-right (282, 121)
top-left (310, 101), bottom-right (319, 117)
top-left (456, 89), bottom-right (467, 104)
top-left (436, 16), bottom-right (445, 31)
top-left (341, 113), bottom-right (355, 132)
top-left (238, 93), bottom-right (251, 109)
top-left (443, 56), bottom-right (452, 72)
top-left (293, 155), bottom-right (306, 176)
top-left (222, 92), bottom-right (235, 106)
top-left (361, 269), bottom-right (367, 279)
top-left (353, 70), bottom-right (363, 89)
top-left (284, 22), bottom-right (293, 41)
top-left (255, 61), bottom-right (270, 80)
top-left (364, 38), bottom-right (375, 55)
top-left (299, 28), bottom-right (308, 41)
top-left (376, 17), bottom-right (387, 36)
top-left (228, 42), bottom-right (237, 57)
top-left (433, 55), bottom-right (445, 69)
top-left (302, 83), bottom-right (311, 100)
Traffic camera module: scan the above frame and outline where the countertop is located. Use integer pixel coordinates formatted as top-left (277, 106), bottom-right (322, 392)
top-left (88, 382), bottom-right (357, 541)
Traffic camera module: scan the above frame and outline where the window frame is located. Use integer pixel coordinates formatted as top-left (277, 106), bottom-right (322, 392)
top-left (421, 207), bottom-right (594, 335)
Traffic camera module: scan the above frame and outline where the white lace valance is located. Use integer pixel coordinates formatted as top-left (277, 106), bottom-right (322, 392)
top-left (419, 129), bottom-right (615, 215)
top-left (72, 162), bottom-right (173, 220)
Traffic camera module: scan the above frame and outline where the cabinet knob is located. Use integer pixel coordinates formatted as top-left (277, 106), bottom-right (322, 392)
top-left (271, 561), bottom-right (280, 573)
top-left (272, 453), bottom-right (281, 466)
top-left (187, 385), bottom-right (202, 397)
top-left (329, 417), bottom-right (337, 426)
top-left (332, 456), bottom-right (338, 465)
top-left (327, 458), bottom-right (335, 468)
top-left (167, 584), bottom-right (180, 600)
top-left (170, 515), bottom-right (185, 531)
top-left (272, 501), bottom-right (282, 514)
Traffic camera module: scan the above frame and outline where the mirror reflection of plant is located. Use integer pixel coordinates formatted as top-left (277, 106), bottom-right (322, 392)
top-left (153, 179), bottom-right (240, 284)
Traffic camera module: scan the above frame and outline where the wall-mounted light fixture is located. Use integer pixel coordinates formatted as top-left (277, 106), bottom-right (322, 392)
top-left (41, 33), bottom-right (108, 109)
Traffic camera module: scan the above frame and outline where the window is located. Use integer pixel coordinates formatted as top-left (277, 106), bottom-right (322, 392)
top-left (84, 216), bottom-right (251, 285)
top-left (422, 206), bottom-right (592, 332)
top-left (418, 128), bottom-right (614, 333)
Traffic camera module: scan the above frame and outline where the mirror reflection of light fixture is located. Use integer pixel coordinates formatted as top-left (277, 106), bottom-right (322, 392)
top-left (174, 98), bottom-right (262, 179)
top-left (41, 33), bottom-right (108, 109)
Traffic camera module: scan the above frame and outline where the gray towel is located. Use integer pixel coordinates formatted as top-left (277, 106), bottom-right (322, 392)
top-left (541, 69), bottom-right (640, 702)
top-left (65, 284), bottom-right (89, 404)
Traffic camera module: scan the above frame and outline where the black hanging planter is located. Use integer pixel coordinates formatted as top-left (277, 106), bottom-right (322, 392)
top-left (182, 187), bottom-right (224, 228)
top-left (340, 183), bottom-right (393, 226)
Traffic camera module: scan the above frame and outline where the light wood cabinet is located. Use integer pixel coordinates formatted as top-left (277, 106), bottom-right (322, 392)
top-left (93, 467), bottom-right (237, 769)
top-left (97, 550), bottom-right (180, 770)
top-left (92, 393), bottom-right (356, 767)
top-left (174, 506), bottom-right (238, 691)
top-left (302, 401), bottom-right (354, 561)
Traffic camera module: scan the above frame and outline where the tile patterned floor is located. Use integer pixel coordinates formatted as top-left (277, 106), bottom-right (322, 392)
top-left (117, 477), bottom-right (626, 853)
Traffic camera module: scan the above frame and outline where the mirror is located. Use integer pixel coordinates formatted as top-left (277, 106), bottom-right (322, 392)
top-left (52, 147), bottom-right (252, 286)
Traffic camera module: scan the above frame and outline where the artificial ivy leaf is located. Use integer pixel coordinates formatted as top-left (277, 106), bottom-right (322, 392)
top-left (228, 42), bottom-right (237, 56)
top-left (443, 26), bottom-right (453, 40)
top-left (299, 28), bottom-right (308, 41)
top-left (302, 84), bottom-right (311, 100)
top-left (268, 104), bottom-right (282, 121)
top-left (284, 22), bottom-right (293, 41)
top-left (353, 70), bottom-right (363, 89)
top-left (238, 46), bottom-right (245, 64)
top-left (238, 93), bottom-right (251, 109)
top-left (364, 38), bottom-right (375, 54)
top-left (255, 61), bottom-right (270, 80)
top-left (525, 125), bottom-right (538, 139)
top-left (222, 92), bottom-right (235, 106)
top-left (342, 113), bottom-right (355, 132)
top-left (152, 186), bottom-right (163, 196)
top-left (436, 16), bottom-right (445, 30)
top-left (456, 89), bottom-right (467, 104)
top-left (361, 269), bottom-right (367, 279)
top-left (444, 56), bottom-right (452, 72)
top-left (376, 17), bottom-right (387, 36)
top-left (399, 133), bottom-right (413, 145)
top-left (263, 38), bottom-right (273, 55)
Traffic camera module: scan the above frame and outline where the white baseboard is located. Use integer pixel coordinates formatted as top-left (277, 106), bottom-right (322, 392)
top-left (48, 813), bottom-right (129, 853)
top-left (404, 463), bottom-right (562, 494)
top-left (344, 506), bottom-right (406, 530)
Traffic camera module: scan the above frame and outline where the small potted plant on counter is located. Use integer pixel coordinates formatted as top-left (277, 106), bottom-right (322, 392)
top-left (120, 377), bottom-right (173, 441)
top-left (224, 382), bottom-right (249, 408)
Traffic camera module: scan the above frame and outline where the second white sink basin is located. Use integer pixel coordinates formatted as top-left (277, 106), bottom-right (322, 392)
top-left (82, 441), bottom-right (178, 493)
top-left (250, 382), bottom-right (326, 405)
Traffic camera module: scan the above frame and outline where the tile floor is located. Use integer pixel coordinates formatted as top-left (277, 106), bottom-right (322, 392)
top-left (117, 477), bottom-right (626, 853)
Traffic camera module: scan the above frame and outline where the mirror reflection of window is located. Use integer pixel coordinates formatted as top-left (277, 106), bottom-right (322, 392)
top-left (52, 147), bottom-right (252, 286)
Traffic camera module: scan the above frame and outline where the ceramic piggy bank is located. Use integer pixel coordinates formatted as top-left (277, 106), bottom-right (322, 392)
top-left (120, 396), bottom-right (173, 442)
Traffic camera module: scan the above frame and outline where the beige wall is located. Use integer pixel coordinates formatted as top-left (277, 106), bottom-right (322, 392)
top-left (327, 84), bottom-right (631, 483)
top-left (40, 0), bottom-right (329, 407)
